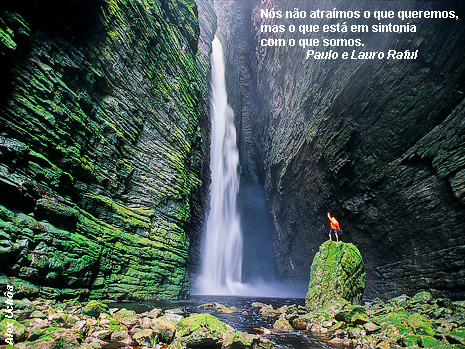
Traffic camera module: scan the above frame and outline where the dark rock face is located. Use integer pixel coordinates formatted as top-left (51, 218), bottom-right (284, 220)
top-left (305, 241), bottom-right (365, 311)
top-left (186, 0), bottom-right (216, 279)
top-left (210, 1), bottom-right (281, 285)
top-left (218, 0), bottom-right (465, 300)
top-left (0, 0), bottom-right (205, 300)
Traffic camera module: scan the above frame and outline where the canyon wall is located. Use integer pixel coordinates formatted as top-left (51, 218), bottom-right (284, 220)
top-left (3, 0), bottom-right (463, 302)
top-left (211, 1), bottom-right (281, 284)
top-left (217, 0), bottom-right (465, 299)
top-left (187, 0), bottom-right (215, 276)
top-left (0, 0), bottom-right (207, 300)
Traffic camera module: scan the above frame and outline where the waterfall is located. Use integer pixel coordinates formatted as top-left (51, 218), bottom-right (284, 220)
top-left (196, 36), bottom-right (244, 295)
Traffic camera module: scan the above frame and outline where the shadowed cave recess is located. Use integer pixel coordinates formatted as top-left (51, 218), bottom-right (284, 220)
top-left (0, 0), bottom-right (464, 303)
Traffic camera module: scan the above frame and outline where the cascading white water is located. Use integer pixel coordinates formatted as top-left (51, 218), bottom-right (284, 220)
top-left (196, 36), bottom-right (244, 295)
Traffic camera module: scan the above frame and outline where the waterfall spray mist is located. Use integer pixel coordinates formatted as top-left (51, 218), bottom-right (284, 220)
top-left (196, 36), bottom-right (244, 295)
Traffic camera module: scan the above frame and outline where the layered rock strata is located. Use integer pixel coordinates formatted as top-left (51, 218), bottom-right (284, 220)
top-left (216, 0), bottom-right (465, 299)
top-left (0, 0), bottom-right (205, 300)
top-left (186, 0), bottom-right (216, 278)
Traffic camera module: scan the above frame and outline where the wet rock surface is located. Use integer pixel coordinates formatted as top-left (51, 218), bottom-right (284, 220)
top-left (1, 298), bottom-right (275, 349)
top-left (3, 293), bottom-right (463, 349)
top-left (213, 0), bottom-right (465, 300)
top-left (305, 240), bottom-right (366, 311)
top-left (258, 292), bottom-right (465, 348)
top-left (0, 0), bottom-right (207, 300)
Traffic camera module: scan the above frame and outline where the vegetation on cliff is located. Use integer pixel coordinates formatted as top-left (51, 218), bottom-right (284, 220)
top-left (0, 0), bottom-right (205, 300)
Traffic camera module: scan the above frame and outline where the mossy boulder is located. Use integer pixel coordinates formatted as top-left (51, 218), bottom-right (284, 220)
top-left (335, 305), bottom-right (370, 325)
top-left (82, 300), bottom-right (109, 318)
top-left (107, 318), bottom-right (128, 332)
top-left (113, 308), bottom-right (138, 327)
top-left (305, 240), bottom-right (365, 311)
top-left (408, 313), bottom-right (435, 336)
top-left (419, 335), bottom-right (441, 348)
top-left (198, 303), bottom-right (236, 314)
top-left (402, 333), bottom-right (420, 347)
top-left (171, 313), bottom-right (234, 348)
top-left (292, 298), bottom-right (349, 330)
top-left (223, 332), bottom-right (275, 349)
top-left (133, 329), bottom-right (158, 347)
top-left (147, 308), bottom-right (162, 318)
top-left (171, 313), bottom-right (274, 348)
top-left (0, 318), bottom-right (27, 342)
top-left (412, 291), bottom-right (433, 304)
top-left (16, 328), bottom-right (81, 349)
top-left (372, 310), bottom-right (411, 331)
top-left (30, 310), bottom-right (46, 319)
top-left (273, 314), bottom-right (293, 331)
top-left (372, 310), bottom-right (413, 344)
top-left (291, 312), bottom-right (314, 330)
top-left (259, 305), bottom-right (281, 318)
top-left (150, 316), bottom-right (177, 343)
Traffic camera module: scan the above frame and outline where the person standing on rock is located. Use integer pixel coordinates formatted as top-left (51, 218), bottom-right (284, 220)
top-left (327, 212), bottom-right (341, 242)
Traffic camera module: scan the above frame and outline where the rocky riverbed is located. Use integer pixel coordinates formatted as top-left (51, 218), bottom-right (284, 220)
top-left (2, 240), bottom-right (464, 348)
top-left (1, 291), bottom-right (464, 348)
top-left (0, 297), bottom-right (276, 349)
top-left (293, 292), bottom-right (465, 348)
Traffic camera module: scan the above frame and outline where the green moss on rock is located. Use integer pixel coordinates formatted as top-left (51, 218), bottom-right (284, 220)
top-left (447, 327), bottom-right (465, 346)
top-left (150, 316), bottom-right (177, 343)
top-left (82, 300), bottom-right (109, 318)
top-left (408, 313), bottom-right (435, 337)
top-left (113, 308), bottom-right (138, 327)
top-left (0, 318), bottom-right (27, 342)
top-left (335, 304), bottom-right (370, 325)
top-left (173, 313), bottom-right (230, 347)
top-left (0, 0), bottom-right (205, 301)
top-left (133, 329), bottom-right (158, 347)
top-left (16, 327), bottom-right (81, 349)
top-left (172, 313), bottom-right (274, 348)
top-left (305, 240), bottom-right (366, 311)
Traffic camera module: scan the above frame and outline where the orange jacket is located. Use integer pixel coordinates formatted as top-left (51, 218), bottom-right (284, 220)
top-left (327, 213), bottom-right (340, 230)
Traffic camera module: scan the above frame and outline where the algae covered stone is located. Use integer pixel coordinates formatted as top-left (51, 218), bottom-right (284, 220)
top-left (133, 329), bottom-right (158, 347)
top-left (408, 313), bottom-right (434, 336)
top-left (198, 302), bottom-right (236, 314)
top-left (305, 240), bottom-right (365, 311)
top-left (114, 308), bottom-right (138, 327)
top-left (171, 313), bottom-right (233, 347)
top-left (334, 304), bottom-right (370, 325)
top-left (171, 313), bottom-right (274, 348)
top-left (0, 318), bottom-right (27, 342)
top-left (446, 326), bottom-right (465, 346)
top-left (151, 316), bottom-right (177, 343)
top-left (16, 327), bottom-right (81, 349)
top-left (82, 300), bottom-right (109, 318)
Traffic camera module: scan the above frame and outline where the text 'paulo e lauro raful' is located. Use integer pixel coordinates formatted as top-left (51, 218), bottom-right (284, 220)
top-left (306, 49), bottom-right (418, 60)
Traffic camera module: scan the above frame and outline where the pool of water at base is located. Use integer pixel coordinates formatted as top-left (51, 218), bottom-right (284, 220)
top-left (107, 295), bottom-right (349, 349)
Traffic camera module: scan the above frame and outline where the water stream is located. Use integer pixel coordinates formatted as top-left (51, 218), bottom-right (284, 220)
top-left (196, 36), bottom-right (244, 295)
top-left (107, 296), bottom-right (344, 349)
